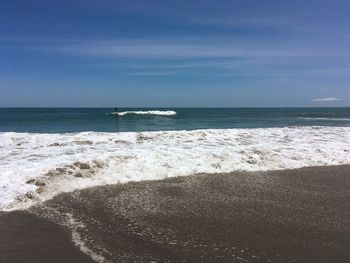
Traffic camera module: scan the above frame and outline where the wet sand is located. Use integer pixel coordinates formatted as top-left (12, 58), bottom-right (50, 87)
top-left (1, 165), bottom-right (350, 262)
top-left (0, 211), bottom-right (95, 263)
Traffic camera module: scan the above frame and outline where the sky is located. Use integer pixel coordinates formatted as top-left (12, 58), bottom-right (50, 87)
top-left (1, 0), bottom-right (349, 107)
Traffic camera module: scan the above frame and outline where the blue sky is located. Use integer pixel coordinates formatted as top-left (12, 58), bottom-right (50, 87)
top-left (1, 0), bottom-right (349, 107)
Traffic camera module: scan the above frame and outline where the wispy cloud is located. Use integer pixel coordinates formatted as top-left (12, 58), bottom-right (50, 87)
top-left (3, 35), bottom-right (348, 59)
top-left (40, 42), bottom-right (303, 59)
top-left (310, 68), bottom-right (350, 77)
top-left (2, 35), bottom-right (350, 79)
top-left (311, 97), bottom-right (342, 102)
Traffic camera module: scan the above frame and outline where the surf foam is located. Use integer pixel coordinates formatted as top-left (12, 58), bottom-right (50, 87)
top-left (298, 117), bottom-right (350, 121)
top-left (110, 110), bottom-right (177, 116)
top-left (1, 126), bottom-right (349, 210)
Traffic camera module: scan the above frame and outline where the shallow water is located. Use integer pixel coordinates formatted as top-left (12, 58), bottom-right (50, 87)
top-left (1, 126), bottom-right (349, 210)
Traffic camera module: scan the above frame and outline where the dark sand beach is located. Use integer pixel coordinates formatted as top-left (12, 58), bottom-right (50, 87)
top-left (0, 211), bottom-right (95, 263)
top-left (1, 165), bottom-right (350, 263)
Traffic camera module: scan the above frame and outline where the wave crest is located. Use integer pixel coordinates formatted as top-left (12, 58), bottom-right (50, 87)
top-left (110, 110), bottom-right (177, 116)
top-left (298, 117), bottom-right (350, 121)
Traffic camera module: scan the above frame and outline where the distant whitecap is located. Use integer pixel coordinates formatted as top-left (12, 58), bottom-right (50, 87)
top-left (109, 110), bottom-right (177, 116)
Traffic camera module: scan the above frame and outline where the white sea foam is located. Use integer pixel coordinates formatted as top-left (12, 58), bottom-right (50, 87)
top-left (65, 213), bottom-right (108, 263)
top-left (110, 110), bottom-right (177, 116)
top-left (299, 117), bottom-right (350, 121)
top-left (1, 126), bottom-right (349, 211)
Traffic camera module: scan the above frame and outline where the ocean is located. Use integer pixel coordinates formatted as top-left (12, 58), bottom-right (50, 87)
top-left (1, 107), bottom-right (350, 132)
top-left (0, 107), bottom-right (350, 211)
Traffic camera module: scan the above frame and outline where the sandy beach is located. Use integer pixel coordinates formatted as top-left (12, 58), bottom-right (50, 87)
top-left (1, 165), bottom-right (350, 263)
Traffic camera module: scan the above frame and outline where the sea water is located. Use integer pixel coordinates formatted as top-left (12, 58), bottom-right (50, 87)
top-left (0, 108), bottom-right (349, 210)
top-left (0, 107), bottom-right (350, 132)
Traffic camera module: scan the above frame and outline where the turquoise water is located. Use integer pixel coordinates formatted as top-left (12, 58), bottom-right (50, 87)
top-left (0, 108), bottom-right (349, 133)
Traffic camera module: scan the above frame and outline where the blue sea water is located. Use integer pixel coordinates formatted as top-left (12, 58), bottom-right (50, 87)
top-left (0, 108), bottom-right (349, 133)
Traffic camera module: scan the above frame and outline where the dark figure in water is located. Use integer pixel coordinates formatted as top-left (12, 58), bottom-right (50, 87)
top-left (114, 107), bottom-right (119, 112)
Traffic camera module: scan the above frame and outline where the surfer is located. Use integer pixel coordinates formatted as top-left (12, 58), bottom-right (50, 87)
top-left (113, 107), bottom-right (120, 118)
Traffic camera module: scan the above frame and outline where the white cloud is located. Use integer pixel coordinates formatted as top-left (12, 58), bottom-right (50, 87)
top-left (3, 35), bottom-right (350, 59)
top-left (311, 97), bottom-right (342, 102)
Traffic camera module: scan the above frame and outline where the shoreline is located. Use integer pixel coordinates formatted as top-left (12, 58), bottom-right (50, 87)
top-left (1, 165), bottom-right (350, 262)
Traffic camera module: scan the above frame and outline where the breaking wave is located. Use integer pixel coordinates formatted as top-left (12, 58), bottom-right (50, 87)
top-left (298, 117), bottom-right (350, 121)
top-left (0, 126), bottom-right (349, 211)
top-left (109, 110), bottom-right (177, 116)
